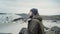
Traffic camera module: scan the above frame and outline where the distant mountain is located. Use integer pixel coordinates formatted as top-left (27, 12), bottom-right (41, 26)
top-left (16, 13), bottom-right (29, 19)
top-left (41, 15), bottom-right (60, 20)
top-left (0, 13), bottom-right (7, 15)
top-left (16, 13), bottom-right (60, 20)
top-left (0, 13), bottom-right (13, 15)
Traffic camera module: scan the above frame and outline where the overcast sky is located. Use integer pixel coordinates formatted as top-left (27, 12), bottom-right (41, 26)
top-left (0, 0), bottom-right (60, 15)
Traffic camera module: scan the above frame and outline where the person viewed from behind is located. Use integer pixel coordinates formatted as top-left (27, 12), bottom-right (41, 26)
top-left (28, 8), bottom-right (45, 34)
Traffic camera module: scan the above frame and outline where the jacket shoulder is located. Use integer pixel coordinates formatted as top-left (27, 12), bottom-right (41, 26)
top-left (32, 19), bottom-right (41, 23)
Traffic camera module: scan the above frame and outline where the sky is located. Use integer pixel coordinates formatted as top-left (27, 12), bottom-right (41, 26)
top-left (0, 0), bottom-right (60, 15)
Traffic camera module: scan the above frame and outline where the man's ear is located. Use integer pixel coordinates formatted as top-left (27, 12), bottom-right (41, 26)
top-left (28, 11), bottom-right (32, 16)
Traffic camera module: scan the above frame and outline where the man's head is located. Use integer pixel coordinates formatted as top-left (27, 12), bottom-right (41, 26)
top-left (28, 8), bottom-right (39, 18)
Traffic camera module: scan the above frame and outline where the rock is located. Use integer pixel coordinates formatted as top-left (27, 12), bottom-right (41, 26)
top-left (51, 26), bottom-right (60, 34)
top-left (19, 28), bottom-right (28, 34)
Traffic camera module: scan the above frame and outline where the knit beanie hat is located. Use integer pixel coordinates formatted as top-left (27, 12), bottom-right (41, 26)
top-left (30, 8), bottom-right (38, 15)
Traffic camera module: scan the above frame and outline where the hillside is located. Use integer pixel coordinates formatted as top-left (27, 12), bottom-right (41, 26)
top-left (16, 13), bottom-right (60, 20)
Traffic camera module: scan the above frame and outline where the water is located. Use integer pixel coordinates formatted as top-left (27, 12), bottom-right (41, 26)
top-left (0, 14), bottom-right (27, 34)
top-left (0, 14), bottom-right (60, 34)
top-left (43, 20), bottom-right (60, 28)
top-left (0, 14), bottom-right (21, 24)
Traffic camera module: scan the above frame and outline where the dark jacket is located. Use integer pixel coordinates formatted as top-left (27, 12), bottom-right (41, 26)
top-left (28, 15), bottom-right (45, 34)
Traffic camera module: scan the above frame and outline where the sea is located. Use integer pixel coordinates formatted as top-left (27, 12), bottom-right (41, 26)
top-left (0, 14), bottom-right (60, 34)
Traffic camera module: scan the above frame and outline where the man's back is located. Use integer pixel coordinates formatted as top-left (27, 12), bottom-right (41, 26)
top-left (28, 16), bottom-right (45, 34)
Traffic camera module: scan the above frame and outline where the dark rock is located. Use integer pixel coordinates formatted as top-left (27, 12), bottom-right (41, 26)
top-left (19, 28), bottom-right (28, 34)
top-left (51, 26), bottom-right (60, 34)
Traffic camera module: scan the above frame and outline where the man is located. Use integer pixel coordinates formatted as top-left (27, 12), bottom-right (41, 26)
top-left (28, 8), bottom-right (45, 34)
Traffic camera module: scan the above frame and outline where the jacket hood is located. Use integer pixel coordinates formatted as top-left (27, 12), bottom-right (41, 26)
top-left (32, 15), bottom-right (42, 21)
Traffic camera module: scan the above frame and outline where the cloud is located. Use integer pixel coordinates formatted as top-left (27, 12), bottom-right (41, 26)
top-left (0, 0), bottom-right (60, 15)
